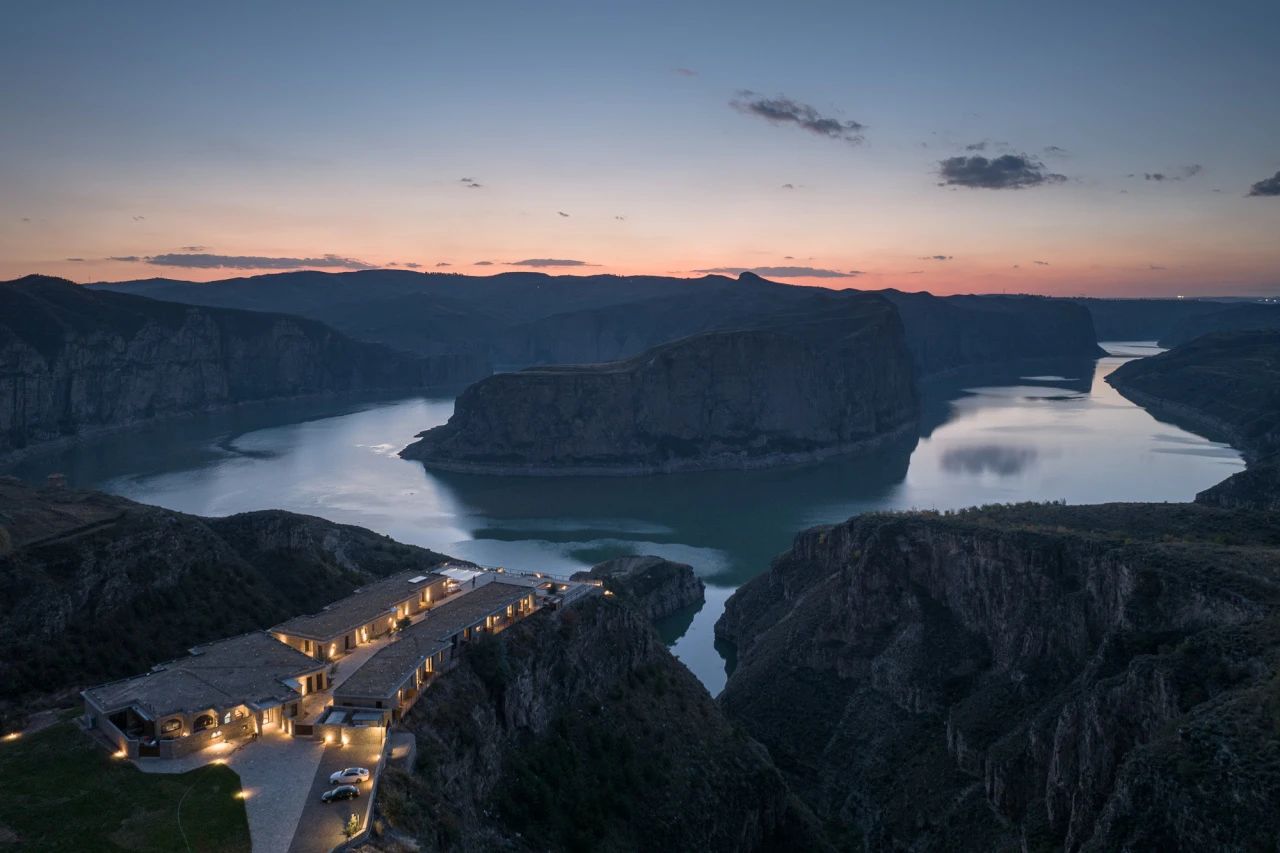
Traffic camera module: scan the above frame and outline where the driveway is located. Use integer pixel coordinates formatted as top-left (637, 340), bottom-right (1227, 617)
top-left (287, 742), bottom-right (383, 853)
top-left (230, 734), bottom-right (326, 853)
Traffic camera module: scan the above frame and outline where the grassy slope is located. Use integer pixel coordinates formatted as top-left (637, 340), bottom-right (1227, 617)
top-left (0, 720), bottom-right (249, 852)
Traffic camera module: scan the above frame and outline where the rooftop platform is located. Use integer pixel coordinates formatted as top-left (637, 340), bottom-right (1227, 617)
top-left (84, 632), bottom-right (323, 718)
top-left (271, 567), bottom-right (448, 641)
top-left (334, 581), bottom-right (533, 701)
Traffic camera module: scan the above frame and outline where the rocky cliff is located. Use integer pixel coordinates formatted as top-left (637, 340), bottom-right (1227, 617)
top-left (571, 554), bottom-right (705, 620)
top-left (1158, 303), bottom-right (1280, 348)
top-left (0, 275), bottom-right (488, 456)
top-left (0, 477), bottom-right (457, 728)
top-left (371, 596), bottom-right (822, 853)
top-left (715, 502), bottom-right (1280, 852)
top-left (401, 295), bottom-right (918, 475)
top-left (1107, 330), bottom-right (1280, 510)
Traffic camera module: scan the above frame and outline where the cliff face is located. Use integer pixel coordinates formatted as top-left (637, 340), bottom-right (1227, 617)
top-left (373, 596), bottom-right (821, 853)
top-left (1107, 331), bottom-right (1280, 510)
top-left (0, 275), bottom-right (488, 456)
top-left (716, 503), bottom-right (1280, 852)
top-left (402, 296), bottom-right (918, 475)
top-left (0, 478), bottom-right (455, 725)
top-left (571, 554), bottom-right (705, 620)
top-left (1158, 304), bottom-right (1280, 348)
top-left (882, 291), bottom-right (1105, 377)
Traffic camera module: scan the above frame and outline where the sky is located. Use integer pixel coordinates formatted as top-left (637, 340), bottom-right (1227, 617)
top-left (2, 0), bottom-right (1278, 297)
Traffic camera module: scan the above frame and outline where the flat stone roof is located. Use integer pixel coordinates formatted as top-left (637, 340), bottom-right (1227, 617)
top-left (272, 568), bottom-right (447, 641)
top-left (84, 632), bottom-right (324, 719)
top-left (335, 581), bottom-right (534, 701)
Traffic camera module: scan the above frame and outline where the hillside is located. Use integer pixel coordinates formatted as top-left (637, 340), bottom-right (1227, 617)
top-left (0, 478), bottom-right (457, 729)
top-left (401, 294), bottom-right (918, 475)
top-left (716, 502), bottom-right (1280, 852)
top-left (1159, 303), bottom-right (1280, 347)
top-left (1107, 330), bottom-right (1280, 509)
top-left (0, 276), bottom-right (488, 456)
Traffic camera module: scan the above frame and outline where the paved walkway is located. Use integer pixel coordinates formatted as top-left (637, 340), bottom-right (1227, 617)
top-left (231, 735), bottom-right (327, 853)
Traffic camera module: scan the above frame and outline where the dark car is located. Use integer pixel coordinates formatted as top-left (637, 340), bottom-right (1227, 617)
top-left (321, 784), bottom-right (360, 803)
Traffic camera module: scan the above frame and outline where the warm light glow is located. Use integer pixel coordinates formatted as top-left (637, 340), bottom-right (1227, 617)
top-left (212, 758), bottom-right (227, 765)
top-left (236, 790), bottom-right (249, 800)
top-left (113, 748), bottom-right (127, 759)
top-left (325, 733), bottom-right (336, 744)
top-left (2, 732), bottom-right (19, 742)
top-left (341, 734), bottom-right (350, 747)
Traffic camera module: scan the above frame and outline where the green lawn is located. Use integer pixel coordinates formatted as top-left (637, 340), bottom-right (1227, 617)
top-left (0, 720), bottom-right (250, 852)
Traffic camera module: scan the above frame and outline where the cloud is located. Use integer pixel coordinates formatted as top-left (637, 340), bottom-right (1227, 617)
top-left (1247, 170), bottom-right (1280, 197)
top-left (65, 257), bottom-right (85, 262)
top-left (557, 211), bottom-right (570, 217)
top-left (459, 177), bottom-right (483, 188)
top-left (1043, 145), bottom-right (1068, 155)
top-left (1143, 164), bottom-right (1203, 182)
top-left (1034, 260), bottom-right (1050, 266)
top-left (965, 141), bottom-right (988, 152)
top-left (142, 253), bottom-right (376, 270)
top-left (1148, 264), bottom-right (1167, 270)
top-left (132, 215), bottom-right (145, 221)
top-left (781, 183), bottom-right (796, 189)
top-left (473, 261), bottom-right (494, 266)
top-left (673, 67), bottom-right (698, 77)
top-left (20, 217), bottom-right (31, 223)
top-left (108, 255), bottom-right (141, 262)
top-left (918, 255), bottom-right (952, 261)
top-left (402, 262), bottom-right (422, 269)
top-left (847, 270), bottom-right (865, 276)
top-left (691, 265), bottom-right (857, 278)
top-left (507, 258), bottom-right (597, 268)
top-left (435, 262), bottom-right (452, 267)
top-left (937, 154), bottom-right (1067, 189)
top-left (178, 245), bottom-right (208, 252)
top-left (614, 215), bottom-right (626, 221)
top-left (730, 91), bottom-right (865, 145)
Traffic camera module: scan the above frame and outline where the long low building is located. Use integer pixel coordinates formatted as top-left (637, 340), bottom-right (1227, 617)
top-left (328, 580), bottom-right (538, 724)
top-left (83, 632), bottom-right (329, 759)
top-left (271, 568), bottom-right (453, 662)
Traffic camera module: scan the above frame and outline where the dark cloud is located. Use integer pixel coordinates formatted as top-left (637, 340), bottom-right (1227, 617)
top-left (1043, 145), bottom-right (1068, 155)
top-left (673, 67), bottom-right (697, 77)
top-left (1149, 264), bottom-right (1167, 271)
top-left (65, 257), bottom-right (85, 262)
top-left (614, 215), bottom-right (626, 221)
top-left (691, 265), bottom-right (857, 278)
top-left (402, 262), bottom-right (422, 269)
top-left (730, 91), bottom-right (865, 145)
top-left (459, 177), bottom-right (483, 188)
top-left (143, 253), bottom-right (376, 270)
top-left (847, 270), bottom-right (865, 276)
top-left (557, 211), bottom-right (570, 217)
top-left (1247, 170), bottom-right (1280, 197)
top-left (473, 261), bottom-right (494, 266)
top-left (132, 215), bottom-right (145, 221)
top-left (1143, 164), bottom-right (1202, 182)
top-left (108, 255), bottom-right (141, 262)
top-left (937, 154), bottom-right (1066, 189)
top-left (1034, 260), bottom-right (1050, 266)
top-left (781, 183), bottom-right (796, 189)
top-left (965, 141), bottom-right (987, 152)
top-left (178, 245), bottom-right (208, 252)
top-left (20, 217), bottom-right (31, 223)
top-left (507, 258), bottom-right (597, 268)
top-left (435, 262), bottom-right (452, 267)
top-left (918, 255), bottom-right (952, 261)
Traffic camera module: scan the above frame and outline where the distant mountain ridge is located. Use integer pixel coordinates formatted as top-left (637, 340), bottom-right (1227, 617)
top-left (0, 275), bottom-right (488, 456)
top-left (93, 269), bottom-right (1105, 376)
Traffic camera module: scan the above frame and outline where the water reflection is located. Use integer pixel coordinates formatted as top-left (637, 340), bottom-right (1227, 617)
top-left (2, 347), bottom-right (1245, 695)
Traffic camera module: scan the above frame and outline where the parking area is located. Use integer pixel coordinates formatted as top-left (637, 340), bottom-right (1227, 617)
top-left (287, 741), bottom-right (384, 853)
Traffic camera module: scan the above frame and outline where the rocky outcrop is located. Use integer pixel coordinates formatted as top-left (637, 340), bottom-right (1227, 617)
top-left (882, 290), bottom-right (1105, 377)
top-left (715, 502), bottom-right (1280, 852)
top-left (1107, 330), bottom-right (1280, 510)
top-left (0, 275), bottom-right (489, 456)
top-left (372, 595), bottom-right (823, 852)
top-left (571, 554), bottom-right (705, 620)
top-left (1069, 297), bottom-right (1232, 342)
top-left (401, 295), bottom-right (918, 475)
top-left (0, 477), bottom-right (456, 726)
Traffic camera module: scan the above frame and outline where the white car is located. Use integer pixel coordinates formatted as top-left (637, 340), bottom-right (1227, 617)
top-left (328, 767), bottom-right (371, 785)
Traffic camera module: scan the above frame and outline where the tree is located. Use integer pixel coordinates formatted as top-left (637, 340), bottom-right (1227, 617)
top-left (344, 812), bottom-right (360, 839)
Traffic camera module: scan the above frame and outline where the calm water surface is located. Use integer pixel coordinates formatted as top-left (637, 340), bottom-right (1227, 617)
top-left (6, 344), bottom-right (1244, 694)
